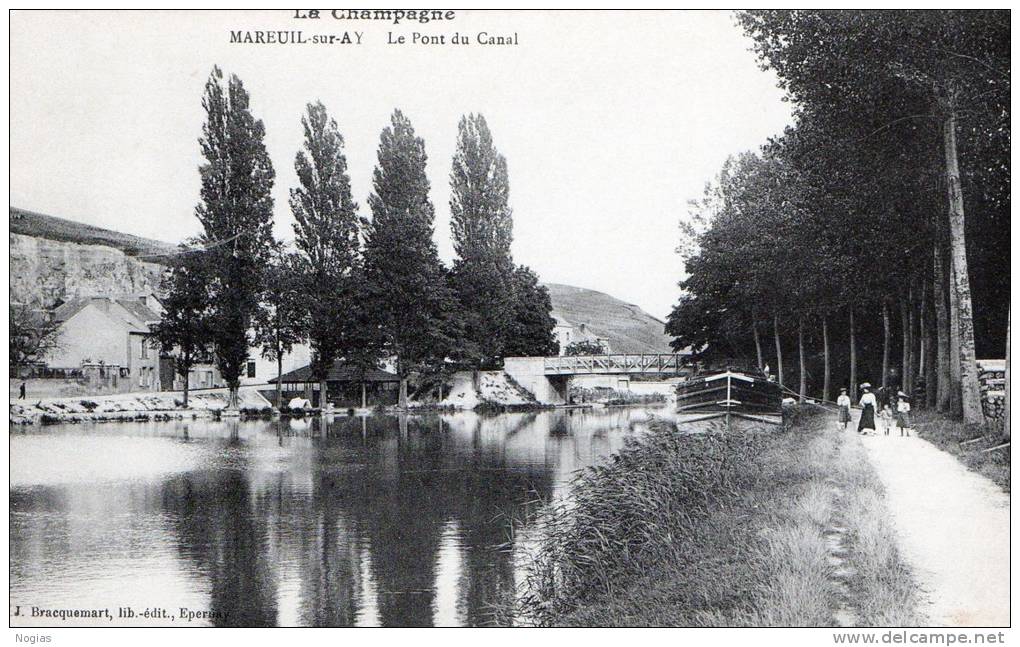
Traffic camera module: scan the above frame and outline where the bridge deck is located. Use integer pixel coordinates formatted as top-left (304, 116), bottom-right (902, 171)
top-left (543, 354), bottom-right (689, 376)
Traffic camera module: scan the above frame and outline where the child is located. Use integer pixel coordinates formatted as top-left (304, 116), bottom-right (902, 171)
top-left (896, 391), bottom-right (912, 436)
top-left (836, 388), bottom-right (852, 430)
top-left (880, 402), bottom-right (894, 435)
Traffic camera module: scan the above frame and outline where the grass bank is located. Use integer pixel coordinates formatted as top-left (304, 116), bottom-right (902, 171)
top-left (506, 408), bottom-right (921, 627)
top-left (912, 410), bottom-right (1010, 492)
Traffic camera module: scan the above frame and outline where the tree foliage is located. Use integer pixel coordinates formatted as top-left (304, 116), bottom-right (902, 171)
top-left (565, 339), bottom-right (605, 357)
top-left (150, 244), bottom-right (214, 403)
top-left (503, 265), bottom-right (560, 358)
top-left (10, 304), bottom-right (62, 367)
top-left (252, 249), bottom-right (307, 364)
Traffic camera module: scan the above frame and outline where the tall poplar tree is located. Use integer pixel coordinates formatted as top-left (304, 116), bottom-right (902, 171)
top-left (194, 67), bottom-right (275, 409)
top-left (290, 101), bottom-right (376, 408)
top-left (363, 110), bottom-right (457, 407)
top-left (448, 113), bottom-right (516, 368)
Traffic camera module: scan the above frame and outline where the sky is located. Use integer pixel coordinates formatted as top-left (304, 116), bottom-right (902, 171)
top-left (10, 9), bottom-right (793, 320)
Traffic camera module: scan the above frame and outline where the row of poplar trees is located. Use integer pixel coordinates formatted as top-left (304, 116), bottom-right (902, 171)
top-left (667, 10), bottom-right (1009, 425)
top-left (153, 66), bottom-right (558, 410)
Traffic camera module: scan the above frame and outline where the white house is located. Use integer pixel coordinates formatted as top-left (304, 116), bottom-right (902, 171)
top-left (552, 314), bottom-right (611, 355)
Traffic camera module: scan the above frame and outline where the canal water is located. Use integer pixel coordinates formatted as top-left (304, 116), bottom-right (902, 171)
top-left (10, 406), bottom-right (669, 627)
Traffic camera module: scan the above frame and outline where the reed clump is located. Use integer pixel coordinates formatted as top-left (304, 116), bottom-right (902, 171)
top-left (509, 407), bottom-right (921, 627)
top-left (514, 419), bottom-right (777, 625)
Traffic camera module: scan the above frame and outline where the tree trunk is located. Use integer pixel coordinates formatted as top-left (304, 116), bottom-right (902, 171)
top-left (276, 354), bottom-right (283, 409)
top-left (822, 315), bottom-right (830, 403)
top-left (398, 377), bottom-right (409, 409)
top-left (905, 289), bottom-right (913, 389)
top-left (773, 313), bottom-right (784, 389)
top-left (882, 298), bottom-right (891, 388)
top-left (934, 246), bottom-right (951, 411)
top-left (918, 285), bottom-right (926, 393)
top-left (752, 320), bottom-right (764, 369)
top-left (849, 306), bottom-right (858, 402)
top-left (942, 104), bottom-right (985, 425)
top-left (181, 350), bottom-right (190, 408)
top-left (227, 381), bottom-right (239, 410)
top-left (948, 255), bottom-right (963, 417)
top-left (319, 377), bottom-right (329, 412)
top-left (1005, 311), bottom-right (1011, 438)
top-left (924, 280), bottom-right (938, 410)
top-left (918, 283), bottom-right (926, 378)
top-left (798, 316), bottom-right (806, 403)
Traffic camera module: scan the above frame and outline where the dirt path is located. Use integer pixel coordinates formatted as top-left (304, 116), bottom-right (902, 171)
top-left (850, 410), bottom-right (1010, 626)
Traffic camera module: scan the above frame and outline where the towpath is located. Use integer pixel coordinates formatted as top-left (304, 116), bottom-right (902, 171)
top-left (848, 409), bottom-right (1010, 626)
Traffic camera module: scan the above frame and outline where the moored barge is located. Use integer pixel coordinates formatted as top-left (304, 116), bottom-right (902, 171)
top-left (675, 364), bottom-right (783, 427)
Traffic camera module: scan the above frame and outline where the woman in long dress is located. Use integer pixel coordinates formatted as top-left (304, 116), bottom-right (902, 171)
top-left (857, 383), bottom-right (877, 434)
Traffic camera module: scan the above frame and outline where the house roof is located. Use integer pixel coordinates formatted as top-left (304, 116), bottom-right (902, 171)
top-left (115, 298), bottom-right (161, 325)
top-left (52, 296), bottom-right (161, 332)
top-left (270, 361), bottom-right (400, 384)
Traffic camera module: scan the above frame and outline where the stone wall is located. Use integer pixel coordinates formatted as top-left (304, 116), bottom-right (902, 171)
top-left (977, 359), bottom-right (1006, 430)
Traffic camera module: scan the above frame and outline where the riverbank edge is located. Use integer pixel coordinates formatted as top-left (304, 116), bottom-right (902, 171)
top-left (503, 408), bottom-right (921, 627)
top-left (8, 395), bottom-right (572, 426)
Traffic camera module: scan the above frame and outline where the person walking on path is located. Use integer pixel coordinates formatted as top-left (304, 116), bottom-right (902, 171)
top-left (857, 383), bottom-right (877, 434)
top-left (836, 388), bottom-right (852, 430)
top-left (18, 381), bottom-right (26, 400)
top-left (896, 391), bottom-right (912, 436)
top-left (880, 402), bottom-right (895, 435)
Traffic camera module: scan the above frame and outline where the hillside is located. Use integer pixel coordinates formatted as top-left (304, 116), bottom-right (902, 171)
top-left (10, 208), bottom-right (179, 258)
top-left (544, 283), bottom-right (675, 354)
top-left (9, 209), bottom-right (677, 355)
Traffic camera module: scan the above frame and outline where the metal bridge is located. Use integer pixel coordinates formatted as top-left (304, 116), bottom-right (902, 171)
top-left (542, 354), bottom-right (690, 376)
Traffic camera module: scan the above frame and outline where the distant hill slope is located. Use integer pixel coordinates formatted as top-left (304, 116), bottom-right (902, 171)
top-left (10, 207), bottom-right (179, 258)
top-left (544, 283), bottom-right (675, 354)
top-left (9, 208), bottom-right (678, 354)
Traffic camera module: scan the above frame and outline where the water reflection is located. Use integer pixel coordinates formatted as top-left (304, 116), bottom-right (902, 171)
top-left (10, 407), bottom-right (667, 627)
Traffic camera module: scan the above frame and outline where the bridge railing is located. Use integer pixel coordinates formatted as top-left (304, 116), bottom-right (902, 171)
top-left (543, 354), bottom-right (689, 375)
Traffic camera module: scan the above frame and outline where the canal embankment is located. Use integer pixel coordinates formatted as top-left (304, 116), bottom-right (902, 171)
top-left (508, 408), bottom-right (921, 627)
top-left (10, 371), bottom-right (549, 425)
top-left (9, 387), bottom-right (272, 425)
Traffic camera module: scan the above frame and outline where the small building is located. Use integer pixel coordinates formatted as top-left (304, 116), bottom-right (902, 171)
top-left (238, 343), bottom-right (312, 387)
top-left (44, 294), bottom-right (166, 391)
top-left (552, 314), bottom-right (611, 355)
top-left (269, 362), bottom-right (401, 408)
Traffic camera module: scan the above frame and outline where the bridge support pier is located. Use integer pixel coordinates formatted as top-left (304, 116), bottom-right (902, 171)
top-left (503, 357), bottom-right (569, 405)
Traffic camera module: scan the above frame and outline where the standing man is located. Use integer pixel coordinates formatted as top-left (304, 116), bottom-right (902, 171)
top-left (18, 381), bottom-right (26, 400)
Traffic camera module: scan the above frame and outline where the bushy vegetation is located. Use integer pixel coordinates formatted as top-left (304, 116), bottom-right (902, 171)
top-left (506, 409), bottom-right (920, 626)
